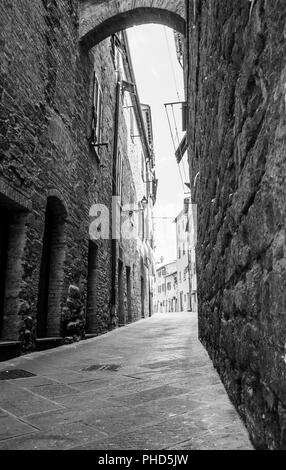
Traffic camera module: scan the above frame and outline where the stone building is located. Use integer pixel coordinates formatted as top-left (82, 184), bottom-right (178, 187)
top-left (0, 2), bottom-right (156, 358)
top-left (175, 198), bottom-right (197, 313)
top-left (154, 199), bottom-right (197, 314)
top-left (165, 268), bottom-right (178, 313)
top-left (154, 260), bottom-right (177, 313)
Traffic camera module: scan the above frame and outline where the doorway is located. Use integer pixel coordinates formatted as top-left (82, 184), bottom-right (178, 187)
top-left (37, 197), bottom-right (66, 338)
top-left (118, 260), bottom-right (124, 325)
top-left (126, 266), bottom-right (132, 323)
top-left (0, 209), bottom-right (10, 338)
top-left (141, 275), bottom-right (145, 318)
top-left (180, 292), bottom-right (183, 312)
top-left (86, 241), bottom-right (98, 333)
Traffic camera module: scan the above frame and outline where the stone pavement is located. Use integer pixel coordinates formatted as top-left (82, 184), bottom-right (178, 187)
top-left (0, 312), bottom-right (253, 450)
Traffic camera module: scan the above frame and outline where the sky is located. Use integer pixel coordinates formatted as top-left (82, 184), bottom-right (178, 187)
top-left (127, 24), bottom-right (188, 265)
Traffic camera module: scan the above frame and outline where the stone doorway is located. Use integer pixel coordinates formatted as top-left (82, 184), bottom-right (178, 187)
top-left (37, 197), bottom-right (66, 339)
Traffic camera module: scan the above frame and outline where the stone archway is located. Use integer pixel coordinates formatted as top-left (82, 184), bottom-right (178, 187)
top-left (79, 0), bottom-right (186, 48)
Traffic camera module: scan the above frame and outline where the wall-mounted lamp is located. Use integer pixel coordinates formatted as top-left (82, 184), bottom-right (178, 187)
top-left (141, 196), bottom-right (148, 210)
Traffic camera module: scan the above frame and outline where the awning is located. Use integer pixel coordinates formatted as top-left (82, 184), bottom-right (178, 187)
top-left (175, 133), bottom-right (188, 163)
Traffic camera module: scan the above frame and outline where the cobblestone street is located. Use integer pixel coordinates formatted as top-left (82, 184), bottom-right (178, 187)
top-left (0, 312), bottom-right (252, 450)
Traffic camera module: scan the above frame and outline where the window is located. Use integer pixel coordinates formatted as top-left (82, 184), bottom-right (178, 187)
top-left (110, 34), bottom-right (121, 70)
top-left (158, 271), bottom-right (161, 278)
top-left (141, 104), bottom-right (153, 149)
top-left (167, 282), bottom-right (171, 291)
top-left (183, 243), bottom-right (185, 255)
top-left (162, 284), bottom-right (166, 292)
top-left (178, 248), bottom-right (181, 259)
top-left (179, 272), bottom-right (181, 283)
top-left (91, 73), bottom-right (103, 147)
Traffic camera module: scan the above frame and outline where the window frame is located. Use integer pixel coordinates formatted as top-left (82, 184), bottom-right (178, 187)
top-left (90, 72), bottom-right (103, 159)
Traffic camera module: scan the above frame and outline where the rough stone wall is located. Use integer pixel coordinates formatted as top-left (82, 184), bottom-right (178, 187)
top-left (187, 0), bottom-right (286, 449)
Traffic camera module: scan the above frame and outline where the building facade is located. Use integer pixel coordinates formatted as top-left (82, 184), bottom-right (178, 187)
top-left (154, 199), bottom-right (197, 314)
top-left (165, 269), bottom-right (178, 313)
top-left (0, 3), bottom-right (156, 358)
top-left (154, 260), bottom-right (177, 313)
top-left (175, 198), bottom-right (197, 313)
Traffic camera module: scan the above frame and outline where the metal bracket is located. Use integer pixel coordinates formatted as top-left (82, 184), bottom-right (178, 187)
top-left (248, 0), bottom-right (257, 21)
top-left (90, 142), bottom-right (109, 149)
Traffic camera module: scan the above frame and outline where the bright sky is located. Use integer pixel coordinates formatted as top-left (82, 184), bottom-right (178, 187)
top-left (127, 25), bottom-right (188, 265)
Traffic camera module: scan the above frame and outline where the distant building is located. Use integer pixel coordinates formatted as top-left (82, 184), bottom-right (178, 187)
top-left (165, 269), bottom-right (178, 312)
top-left (154, 261), bottom-right (177, 313)
top-left (175, 197), bottom-right (197, 312)
top-left (154, 198), bottom-right (197, 313)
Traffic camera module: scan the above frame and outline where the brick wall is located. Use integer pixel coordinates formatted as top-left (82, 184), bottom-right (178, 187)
top-left (0, 0), bottom-right (150, 347)
top-left (0, 0), bottom-right (90, 340)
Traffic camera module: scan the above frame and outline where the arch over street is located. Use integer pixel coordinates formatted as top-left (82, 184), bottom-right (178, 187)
top-left (79, 0), bottom-right (186, 48)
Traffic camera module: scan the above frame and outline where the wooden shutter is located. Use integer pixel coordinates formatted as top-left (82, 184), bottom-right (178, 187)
top-left (91, 73), bottom-right (103, 144)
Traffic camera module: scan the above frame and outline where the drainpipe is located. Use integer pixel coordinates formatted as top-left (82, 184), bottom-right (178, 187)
top-left (111, 74), bottom-right (121, 307)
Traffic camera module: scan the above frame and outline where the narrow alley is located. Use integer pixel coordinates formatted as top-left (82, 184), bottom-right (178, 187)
top-left (1, 0), bottom-right (286, 451)
top-left (0, 312), bottom-right (252, 450)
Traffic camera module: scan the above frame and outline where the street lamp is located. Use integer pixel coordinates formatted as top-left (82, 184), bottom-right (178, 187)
top-left (140, 196), bottom-right (148, 210)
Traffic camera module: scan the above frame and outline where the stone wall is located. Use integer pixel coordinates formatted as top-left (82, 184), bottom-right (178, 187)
top-left (0, 0), bottom-right (150, 350)
top-left (0, 0), bottom-right (90, 343)
top-left (79, 0), bottom-right (185, 47)
top-left (187, 0), bottom-right (286, 449)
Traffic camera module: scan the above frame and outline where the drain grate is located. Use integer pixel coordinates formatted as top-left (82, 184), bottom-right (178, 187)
top-left (82, 364), bottom-right (121, 372)
top-left (0, 369), bottom-right (36, 381)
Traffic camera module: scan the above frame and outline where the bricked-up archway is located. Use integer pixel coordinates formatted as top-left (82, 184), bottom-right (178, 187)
top-left (37, 197), bottom-right (67, 339)
top-left (79, 0), bottom-right (186, 48)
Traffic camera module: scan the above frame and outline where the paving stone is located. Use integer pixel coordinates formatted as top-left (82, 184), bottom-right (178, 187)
top-left (27, 383), bottom-right (80, 399)
top-left (0, 414), bottom-right (38, 441)
top-left (0, 421), bottom-right (107, 450)
top-left (83, 407), bottom-right (163, 437)
top-left (0, 382), bottom-right (64, 417)
top-left (111, 385), bottom-right (187, 407)
top-left (69, 379), bottom-right (117, 392)
top-left (6, 376), bottom-right (60, 388)
top-left (23, 405), bottom-right (127, 431)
